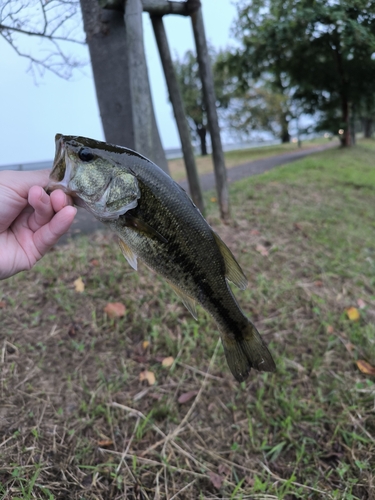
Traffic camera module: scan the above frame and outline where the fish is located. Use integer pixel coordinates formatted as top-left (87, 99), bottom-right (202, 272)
top-left (47, 134), bottom-right (276, 382)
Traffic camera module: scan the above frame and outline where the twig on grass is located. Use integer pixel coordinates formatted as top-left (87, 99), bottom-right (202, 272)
top-left (115, 416), bottom-right (140, 475)
top-left (169, 479), bottom-right (196, 500)
top-left (258, 461), bottom-right (333, 497)
top-left (167, 339), bottom-right (221, 443)
top-left (97, 448), bottom-right (208, 479)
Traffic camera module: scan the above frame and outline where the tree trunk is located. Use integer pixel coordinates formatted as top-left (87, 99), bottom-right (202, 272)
top-left (341, 96), bottom-right (351, 147)
top-left (196, 125), bottom-right (207, 156)
top-left (281, 128), bottom-right (290, 143)
top-left (332, 38), bottom-right (351, 147)
top-left (350, 103), bottom-right (356, 146)
top-left (191, 4), bottom-right (229, 220)
top-left (280, 114), bottom-right (290, 143)
top-left (363, 118), bottom-right (373, 138)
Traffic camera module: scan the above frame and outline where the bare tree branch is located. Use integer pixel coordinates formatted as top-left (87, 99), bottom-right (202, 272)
top-left (0, 0), bottom-right (86, 80)
top-left (0, 23), bottom-right (85, 44)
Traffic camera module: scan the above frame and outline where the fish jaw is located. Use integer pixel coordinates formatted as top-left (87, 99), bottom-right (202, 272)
top-left (46, 135), bottom-right (87, 210)
top-left (47, 135), bottom-right (75, 195)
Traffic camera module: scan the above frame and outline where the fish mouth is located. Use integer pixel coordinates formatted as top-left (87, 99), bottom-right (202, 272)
top-left (46, 135), bottom-right (78, 200)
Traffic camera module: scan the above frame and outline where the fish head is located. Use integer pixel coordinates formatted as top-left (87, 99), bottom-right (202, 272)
top-left (47, 134), bottom-right (140, 220)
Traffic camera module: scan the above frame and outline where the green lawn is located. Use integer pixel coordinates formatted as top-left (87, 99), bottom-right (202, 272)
top-left (0, 139), bottom-right (374, 499)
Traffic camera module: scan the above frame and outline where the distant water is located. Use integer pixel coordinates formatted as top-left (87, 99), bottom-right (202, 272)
top-left (0, 139), bottom-right (281, 171)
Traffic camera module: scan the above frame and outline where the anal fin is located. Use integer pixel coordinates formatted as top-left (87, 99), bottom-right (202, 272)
top-left (118, 239), bottom-right (138, 271)
top-left (168, 282), bottom-right (198, 320)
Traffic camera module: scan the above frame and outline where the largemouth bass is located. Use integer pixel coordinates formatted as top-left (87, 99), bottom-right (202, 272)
top-left (47, 134), bottom-right (276, 381)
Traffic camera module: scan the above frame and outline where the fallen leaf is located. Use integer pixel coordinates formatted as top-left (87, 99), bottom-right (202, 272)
top-left (142, 340), bottom-right (150, 350)
top-left (68, 323), bottom-right (80, 337)
top-left (149, 393), bottom-right (162, 400)
top-left (326, 325), bottom-right (334, 334)
top-left (0, 301), bottom-right (6, 309)
top-left (293, 222), bottom-right (309, 238)
top-left (245, 476), bottom-right (254, 486)
top-left (210, 197), bottom-right (217, 202)
top-left (82, 474), bottom-right (93, 487)
top-left (97, 439), bottom-right (113, 447)
top-left (357, 298), bottom-right (366, 309)
top-left (90, 259), bottom-right (100, 267)
top-left (139, 370), bottom-right (156, 385)
top-left (74, 277), bottom-right (85, 293)
top-left (346, 307), bottom-right (360, 321)
top-left (256, 244), bottom-right (269, 256)
top-left (133, 355), bottom-right (148, 364)
top-left (104, 302), bottom-right (126, 318)
top-left (178, 391), bottom-right (198, 404)
top-left (345, 342), bottom-right (356, 354)
top-left (208, 471), bottom-right (223, 490)
top-left (161, 356), bottom-right (174, 368)
top-left (218, 464), bottom-right (230, 476)
top-left (356, 360), bottom-right (375, 375)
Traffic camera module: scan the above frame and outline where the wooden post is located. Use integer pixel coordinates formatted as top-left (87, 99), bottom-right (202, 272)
top-left (151, 15), bottom-right (205, 213)
top-left (124, 0), bottom-right (169, 173)
top-left (190, 4), bottom-right (230, 220)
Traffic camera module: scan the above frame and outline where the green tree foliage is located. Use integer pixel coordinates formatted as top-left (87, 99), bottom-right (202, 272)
top-left (174, 50), bottom-right (230, 156)
top-left (226, 0), bottom-right (375, 146)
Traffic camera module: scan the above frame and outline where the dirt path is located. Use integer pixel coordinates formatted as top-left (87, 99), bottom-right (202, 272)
top-left (60, 141), bottom-right (338, 242)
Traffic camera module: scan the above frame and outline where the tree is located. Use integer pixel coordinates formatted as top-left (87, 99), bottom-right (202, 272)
top-left (217, 76), bottom-right (294, 143)
top-left (226, 0), bottom-right (375, 146)
top-left (174, 49), bottom-right (230, 156)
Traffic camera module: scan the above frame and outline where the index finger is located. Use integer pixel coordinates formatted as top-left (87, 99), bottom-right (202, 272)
top-left (0, 170), bottom-right (51, 199)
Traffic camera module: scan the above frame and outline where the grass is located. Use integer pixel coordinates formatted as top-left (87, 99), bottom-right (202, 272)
top-left (1, 139), bottom-right (375, 499)
top-left (168, 136), bottom-right (333, 181)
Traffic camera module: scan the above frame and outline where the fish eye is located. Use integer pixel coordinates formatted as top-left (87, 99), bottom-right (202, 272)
top-left (78, 148), bottom-right (94, 162)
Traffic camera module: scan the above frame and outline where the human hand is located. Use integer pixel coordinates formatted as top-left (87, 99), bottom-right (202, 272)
top-left (0, 170), bottom-right (76, 280)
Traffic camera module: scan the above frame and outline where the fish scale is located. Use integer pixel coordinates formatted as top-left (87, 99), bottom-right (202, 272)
top-left (47, 134), bottom-right (276, 382)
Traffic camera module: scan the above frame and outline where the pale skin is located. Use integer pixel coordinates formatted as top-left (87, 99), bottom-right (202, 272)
top-left (0, 170), bottom-right (76, 280)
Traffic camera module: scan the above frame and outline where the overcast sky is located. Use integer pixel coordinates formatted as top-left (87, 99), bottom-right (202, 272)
top-left (0, 1), bottom-right (238, 167)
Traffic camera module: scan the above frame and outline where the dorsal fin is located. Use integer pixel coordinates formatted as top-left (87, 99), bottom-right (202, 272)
top-left (212, 231), bottom-right (248, 290)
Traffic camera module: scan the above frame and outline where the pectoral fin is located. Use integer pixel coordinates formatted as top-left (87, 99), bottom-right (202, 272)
top-left (118, 239), bottom-right (138, 271)
top-left (124, 214), bottom-right (168, 244)
top-left (168, 282), bottom-right (198, 320)
top-left (212, 231), bottom-right (248, 290)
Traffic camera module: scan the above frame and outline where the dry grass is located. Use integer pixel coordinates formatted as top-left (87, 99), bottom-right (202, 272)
top-left (0, 140), bottom-right (374, 499)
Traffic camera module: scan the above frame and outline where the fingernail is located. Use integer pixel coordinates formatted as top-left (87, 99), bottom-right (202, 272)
top-left (40, 189), bottom-right (50, 204)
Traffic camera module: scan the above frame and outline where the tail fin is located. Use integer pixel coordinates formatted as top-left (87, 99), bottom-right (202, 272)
top-left (221, 322), bottom-right (276, 382)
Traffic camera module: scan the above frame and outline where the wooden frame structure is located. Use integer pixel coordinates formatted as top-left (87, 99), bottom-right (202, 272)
top-left (98, 0), bottom-right (229, 218)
